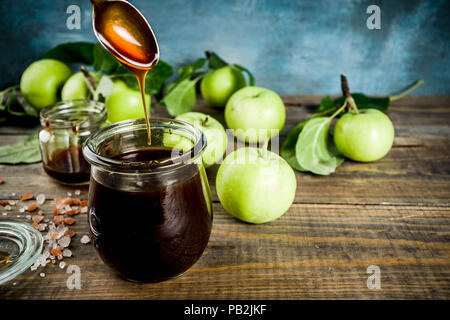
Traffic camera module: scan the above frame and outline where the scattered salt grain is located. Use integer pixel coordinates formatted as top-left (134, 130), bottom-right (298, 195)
top-left (74, 189), bottom-right (81, 196)
top-left (64, 205), bottom-right (72, 212)
top-left (19, 207), bottom-right (26, 213)
top-left (11, 192), bottom-right (16, 197)
top-left (30, 265), bottom-right (37, 271)
top-left (67, 192), bottom-right (72, 197)
top-left (42, 251), bottom-right (50, 260)
top-left (16, 215), bottom-right (21, 218)
top-left (5, 205), bottom-right (11, 211)
top-left (80, 235), bottom-right (90, 244)
top-left (9, 200), bottom-right (16, 206)
top-left (36, 194), bottom-right (46, 205)
top-left (38, 223), bottom-right (47, 232)
top-left (57, 254), bottom-right (63, 260)
top-left (62, 249), bottom-right (72, 257)
top-left (80, 207), bottom-right (88, 214)
top-left (58, 236), bottom-right (71, 248)
top-left (13, 282), bottom-right (16, 286)
top-left (25, 215), bottom-right (31, 220)
top-left (59, 262), bottom-right (66, 269)
top-left (39, 273), bottom-right (45, 278)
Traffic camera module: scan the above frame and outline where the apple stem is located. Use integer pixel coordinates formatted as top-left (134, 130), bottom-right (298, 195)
top-left (80, 66), bottom-right (97, 99)
top-left (203, 116), bottom-right (209, 127)
top-left (329, 100), bottom-right (348, 120)
top-left (340, 74), bottom-right (359, 114)
top-left (390, 80), bottom-right (424, 101)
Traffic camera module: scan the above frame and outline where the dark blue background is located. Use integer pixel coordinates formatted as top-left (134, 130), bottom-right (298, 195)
top-left (0, 0), bottom-right (449, 95)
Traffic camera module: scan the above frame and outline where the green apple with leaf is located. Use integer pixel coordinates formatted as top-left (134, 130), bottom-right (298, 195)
top-left (175, 112), bottom-right (228, 168)
top-left (225, 86), bottom-right (286, 143)
top-left (20, 59), bottom-right (72, 109)
top-left (200, 65), bottom-right (246, 107)
top-left (334, 109), bottom-right (394, 162)
top-left (216, 146), bottom-right (296, 224)
top-left (105, 80), bottom-right (150, 123)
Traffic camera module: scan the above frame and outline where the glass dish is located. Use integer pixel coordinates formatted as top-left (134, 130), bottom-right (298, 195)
top-left (0, 220), bottom-right (43, 284)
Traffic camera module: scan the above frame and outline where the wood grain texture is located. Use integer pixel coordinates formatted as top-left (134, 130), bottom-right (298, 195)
top-left (0, 202), bottom-right (448, 300)
top-left (0, 95), bottom-right (449, 299)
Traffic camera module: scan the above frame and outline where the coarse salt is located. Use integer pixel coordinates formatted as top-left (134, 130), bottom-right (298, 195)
top-left (80, 235), bottom-right (91, 244)
top-left (58, 236), bottom-right (71, 248)
top-left (62, 249), bottom-right (72, 257)
top-left (36, 194), bottom-right (46, 205)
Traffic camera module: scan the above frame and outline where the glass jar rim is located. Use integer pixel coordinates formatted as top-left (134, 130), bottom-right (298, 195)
top-left (82, 118), bottom-right (207, 174)
top-left (40, 99), bottom-right (106, 129)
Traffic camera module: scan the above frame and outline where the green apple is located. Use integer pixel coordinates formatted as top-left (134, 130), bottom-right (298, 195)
top-left (105, 80), bottom-right (150, 123)
top-left (216, 147), bottom-right (296, 224)
top-left (20, 59), bottom-right (72, 110)
top-left (61, 71), bottom-right (100, 100)
top-left (334, 109), bottom-right (395, 162)
top-left (200, 65), bottom-right (246, 107)
top-left (225, 86), bottom-right (285, 143)
top-left (176, 112), bottom-right (228, 168)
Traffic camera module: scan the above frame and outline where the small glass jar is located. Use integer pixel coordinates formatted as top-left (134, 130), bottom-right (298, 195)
top-left (83, 118), bottom-right (213, 283)
top-left (39, 100), bottom-right (107, 185)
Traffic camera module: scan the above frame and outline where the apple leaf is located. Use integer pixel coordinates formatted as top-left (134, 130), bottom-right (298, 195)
top-left (206, 51), bottom-right (228, 69)
top-left (280, 120), bottom-right (310, 171)
top-left (92, 44), bottom-right (120, 75)
top-left (295, 117), bottom-right (344, 175)
top-left (111, 60), bottom-right (173, 98)
top-left (178, 58), bottom-right (207, 80)
top-left (317, 94), bottom-right (390, 113)
top-left (0, 133), bottom-right (41, 164)
top-left (0, 86), bottom-right (38, 124)
top-left (232, 64), bottom-right (255, 86)
top-left (162, 77), bottom-right (200, 116)
top-left (94, 76), bottom-right (115, 101)
top-left (43, 42), bottom-right (95, 65)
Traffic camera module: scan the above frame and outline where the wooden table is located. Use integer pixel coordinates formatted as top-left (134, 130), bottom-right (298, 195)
top-left (0, 95), bottom-right (449, 300)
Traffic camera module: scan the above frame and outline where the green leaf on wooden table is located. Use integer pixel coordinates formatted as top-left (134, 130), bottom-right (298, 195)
top-left (43, 42), bottom-right (95, 65)
top-left (295, 117), bottom-right (344, 175)
top-left (0, 86), bottom-right (38, 118)
top-left (317, 94), bottom-right (390, 113)
top-left (0, 134), bottom-right (41, 164)
top-left (281, 120), bottom-right (310, 171)
top-left (162, 77), bottom-right (200, 116)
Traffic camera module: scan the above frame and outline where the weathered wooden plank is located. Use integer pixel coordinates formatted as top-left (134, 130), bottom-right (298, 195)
top-left (1, 95), bottom-right (449, 134)
top-left (0, 202), bottom-right (448, 299)
top-left (2, 135), bottom-right (448, 205)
